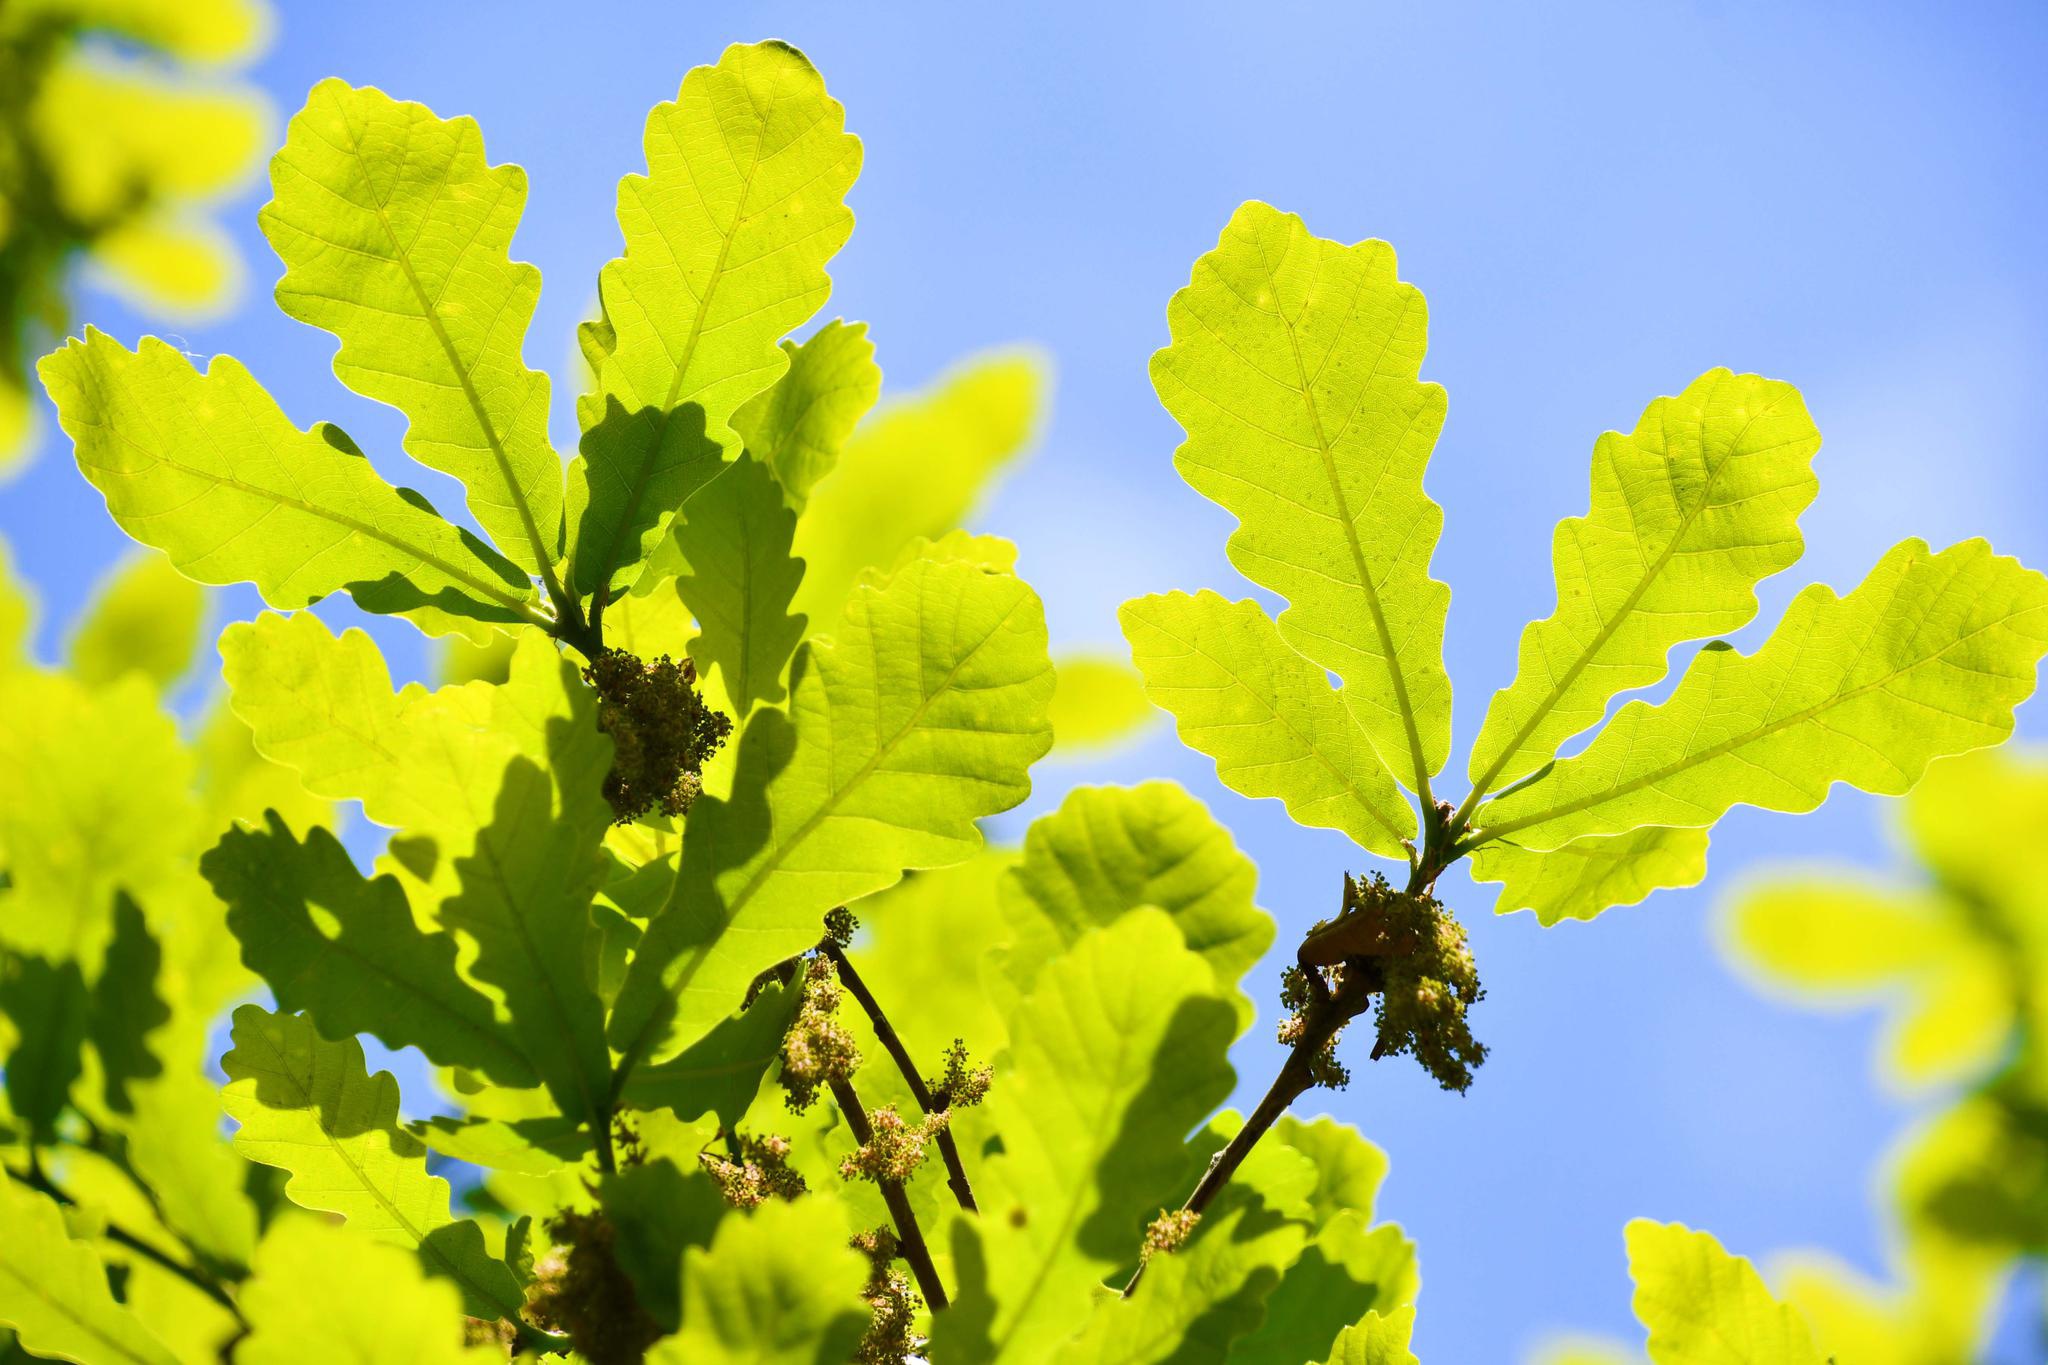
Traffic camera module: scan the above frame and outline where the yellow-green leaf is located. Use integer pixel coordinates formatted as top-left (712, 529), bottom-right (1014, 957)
top-left (733, 318), bottom-right (880, 508)
top-left (67, 551), bottom-right (204, 692)
top-left (1626, 1220), bottom-right (1825, 1365)
top-left (1472, 827), bottom-right (1711, 926)
top-left (1152, 201), bottom-right (1451, 793)
top-left (644, 1195), bottom-right (868, 1364)
top-left (0, 1178), bottom-right (176, 1365)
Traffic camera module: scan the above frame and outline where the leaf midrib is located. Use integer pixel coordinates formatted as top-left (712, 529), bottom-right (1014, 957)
top-left (0, 1252), bottom-right (168, 1365)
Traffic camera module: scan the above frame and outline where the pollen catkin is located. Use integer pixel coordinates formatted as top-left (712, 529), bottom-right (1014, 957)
top-left (840, 1105), bottom-right (949, 1184)
top-left (850, 1226), bottom-right (925, 1364)
top-left (700, 1130), bottom-right (806, 1209)
top-left (781, 956), bottom-right (861, 1112)
top-left (927, 1039), bottom-right (992, 1109)
top-left (582, 649), bottom-right (732, 824)
top-left (1142, 1208), bottom-right (1201, 1261)
top-left (526, 1210), bottom-right (661, 1365)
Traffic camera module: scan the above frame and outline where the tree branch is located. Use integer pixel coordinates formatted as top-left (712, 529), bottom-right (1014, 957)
top-left (820, 937), bottom-right (979, 1214)
top-left (827, 1074), bottom-right (948, 1311)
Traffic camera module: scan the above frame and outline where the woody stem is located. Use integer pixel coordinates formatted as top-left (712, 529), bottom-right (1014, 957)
top-left (828, 1074), bottom-right (949, 1310)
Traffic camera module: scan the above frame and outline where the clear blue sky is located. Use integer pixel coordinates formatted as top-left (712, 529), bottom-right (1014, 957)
top-left (6, 1), bottom-right (2046, 1357)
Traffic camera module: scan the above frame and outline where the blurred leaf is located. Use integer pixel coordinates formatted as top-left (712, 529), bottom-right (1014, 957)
top-left (939, 910), bottom-right (1237, 1363)
top-left (30, 64), bottom-right (263, 224)
top-left (1152, 201), bottom-right (1451, 791)
top-left (734, 318), bottom-right (880, 508)
top-left (568, 40), bottom-right (860, 596)
top-left (40, 331), bottom-right (536, 642)
top-left (845, 851), bottom-right (1016, 1062)
top-left (10, 0), bottom-right (267, 61)
top-left (0, 953), bottom-right (88, 1140)
top-left (67, 551), bottom-right (204, 692)
top-left (599, 1158), bottom-right (728, 1331)
top-left (0, 538), bottom-right (34, 665)
top-left (1625, 1220), bottom-right (1824, 1364)
top-left (1476, 539), bottom-right (2048, 852)
top-left (612, 554), bottom-right (1054, 1066)
top-left (1469, 371), bottom-right (1820, 797)
top-left (1472, 827), bottom-right (1711, 926)
top-left (790, 350), bottom-right (1042, 625)
top-left (0, 1177), bottom-right (175, 1365)
top-left (122, 1067), bottom-right (258, 1270)
top-left (1121, 589), bottom-right (1413, 860)
top-left (219, 1004), bottom-right (527, 1322)
top-left (1047, 653), bottom-right (1154, 755)
top-left (84, 218), bottom-right (237, 315)
top-left (262, 80), bottom-right (563, 574)
top-left (643, 1194), bottom-right (869, 1364)
top-left (238, 1215), bottom-right (499, 1364)
top-left (86, 893), bottom-right (169, 1113)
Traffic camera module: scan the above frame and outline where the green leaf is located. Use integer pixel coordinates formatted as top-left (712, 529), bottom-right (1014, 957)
top-left (439, 740), bottom-right (614, 1130)
top-left (1120, 590), bottom-right (1414, 859)
top-left (733, 318), bottom-right (880, 508)
top-left (202, 813), bottom-right (538, 1088)
top-left (1474, 539), bottom-right (2048, 851)
top-left (40, 331), bottom-right (537, 641)
top-left (644, 1194), bottom-right (869, 1364)
top-left (238, 1215), bottom-right (499, 1365)
top-left (87, 894), bottom-right (170, 1114)
top-left (939, 910), bottom-right (1239, 1363)
top-left (1048, 653), bottom-right (1155, 755)
top-left (643, 452), bottom-right (808, 713)
top-left (0, 954), bottom-right (89, 1141)
top-left (219, 1004), bottom-right (527, 1323)
top-left (68, 551), bottom-right (204, 692)
top-left (408, 1115), bottom-right (591, 1176)
top-left (0, 1178), bottom-right (176, 1365)
top-left (611, 553), bottom-right (1054, 1065)
top-left (1152, 201), bottom-right (1451, 793)
top-left (1468, 371), bottom-right (1821, 799)
top-left (598, 1159), bottom-right (729, 1331)
top-left (0, 671), bottom-right (195, 966)
top-left (1321, 1308), bottom-right (1421, 1365)
top-left (1626, 1220), bottom-right (1826, 1364)
top-left (1062, 1189), bottom-right (1309, 1365)
top-left (122, 1068), bottom-right (259, 1271)
top-left (620, 976), bottom-right (800, 1130)
top-left (262, 80), bottom-right (564, 575)
top-left (1272, 1114), bottom-right (1390, 1228)
top-left (1471, 827), bottom-right (1711, 926)
top-left (995, 781), bottom-right (1273, 1020)
top-left (0, 537), bottom-right (34, 668)
top-left (568, 40), bottom-right (861, 596)
top-left (790, 351), bottom-right (1043, 625)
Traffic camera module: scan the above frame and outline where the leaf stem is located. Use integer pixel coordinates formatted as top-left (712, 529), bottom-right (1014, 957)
top-left (7, 1159), bottom-right (246, 1323)
top-left (826, 1075), bottom-right (949, 1311)
top-left (820, 937), bottom-right (979, 1214)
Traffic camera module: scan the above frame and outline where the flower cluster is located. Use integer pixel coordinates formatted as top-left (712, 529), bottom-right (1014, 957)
top-left (780, 956), bottom-right (861, 1112)
top-left (926, 1039), bottom-right (992, 1110)
top-left (849, 1226), bottom-right (925, 1365)
top-left (1141, 1208), bottom-right (1201, 1261)
top-left (840, 1104), bottom-right (951, 1185)
top-left (1372, 896), bottom-right (1487, 1093)
top-left (582, 649), bottom-right (732, 824)
top-left (700, 1130), bottom-right (807, 1209)
top-left (527, 1210), bottom-right (661, 1365)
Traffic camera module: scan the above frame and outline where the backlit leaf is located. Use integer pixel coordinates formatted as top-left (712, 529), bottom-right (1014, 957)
top-left (1321, 1309), bottom-right (1421, 1365)
top-left (1121, 589), bottom-right (1413, 859)
top-left (1047, 653), bottom-right (1154, 755)
top-left (41, 331), bottom-right (537, 641)
top-left (568, 40), bottom-right (860, 596)
top-left (262, 80), bottom-right (563, 574)
top-left (644, 1195), bottom-right (869, 1364)
top-left (1152, 201), bottom-right (1451, 792)
top-left (1474, 539), bottom-right (2048, 852)
top-left (611, 553), bottom-right (1053, 1066)
top-left (1626, 1220), bottom-right (1825, 1365)
top-left (1472, 827), bottom-right (1711, 926)
top-left (0, 1178), bottom-right (175, 1365)
top-left (734, 318), bottom-right (880, 508)
top-left (67, 551), bottom-right (204, 691)
top-left (1469, 371), bottom-right (1820, 798)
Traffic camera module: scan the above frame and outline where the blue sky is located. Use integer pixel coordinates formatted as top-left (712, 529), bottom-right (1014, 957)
top-left (5, 0), bottom-right (2047, 1357)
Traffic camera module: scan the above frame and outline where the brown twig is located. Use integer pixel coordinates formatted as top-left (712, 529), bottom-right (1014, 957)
top-left (827, 1075), bottom-right (949, 1310)
top-left (819, 937), bottom-right (979, 1214)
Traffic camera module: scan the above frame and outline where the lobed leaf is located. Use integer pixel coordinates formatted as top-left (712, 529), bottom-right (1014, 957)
top-left (1469, 371), bottom-right (1821, 798)
top-left (262, 80), bottom-right (564, 575)
top-left (1474, 538), bottom-right (2048, 851)
top-left (203, 814), bottom-right (538, 1087)
top-left (1121, 589), bottom-right (1413, 859)
top-left (643, 1195), bottom-right (868, 1363)
top-left (732, 317), bottom-right (880, 507)
top-left (0, 1178), bottom-right (176, 1365)
top-left (1152, 201), bottom-right (1451, 793)
top-left (1321, 1309), bottom-right (1421, 1365)
top-left (643, 452), bottom-right (808, 713)
top-left (219, 1004), bottom-right (527, 1322)
top-left (568, 40), bottom-right (861, 596)
top-left (1471, 827), bottom-right (1711, 926)
top-left (40, 331), bottom-right (537, 641)
top-left (939, 910), bottom-right (1238, 1363)
top-left (611, 552), bottom-right (1054, 1065)
top-left (1626, 1220), bottom-right (1825, 1364)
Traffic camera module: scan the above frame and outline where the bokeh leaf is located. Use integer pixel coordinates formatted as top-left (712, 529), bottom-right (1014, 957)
top-left (0, 1177), bottom-right (175, 1365)
top-left (67, 551), bottom-right (204, 692)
